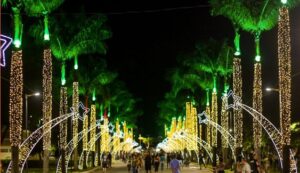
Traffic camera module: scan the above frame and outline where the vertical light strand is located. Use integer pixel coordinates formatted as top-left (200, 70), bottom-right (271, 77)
top-left (221, 94), bottom-right (229, 148)
top-left (72, 82), bottom-right (79, 169)
top-left (43, 48), bottom-right (52, 173)
top-left (192, 107), bottom-right (198, 150)
top-left (278, 6), bottom-right (291, 148)
top-left (9, 50), bottom-right (23, 173)
top-left (90, 105), bottom-right (96, 152)
top-left (205, 105), bottom-right (211, 146)
top-left (83, 114), bottom-right (88, 151)
top-left (9, 50), bottom-right (23, 146)
top-left (253, 62), bottom-right (262, 154)
top-left (59, 87), bottom-right (68, 173)
top-left (278, 6), bottom-right (292, 172)
top-left (233, 57), bottom-right (243, 148)
top-left (211, 91), bottom-right (218, 147)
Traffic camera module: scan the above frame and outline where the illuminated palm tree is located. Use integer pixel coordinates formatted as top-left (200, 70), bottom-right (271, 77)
top-left (24, 1), bottom-right (64, 172)
top-left (2, 0), bottom-right (24, 171)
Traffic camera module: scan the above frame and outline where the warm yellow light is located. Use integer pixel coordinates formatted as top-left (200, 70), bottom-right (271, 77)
top-left (253, 62), bottom-right (262, 152)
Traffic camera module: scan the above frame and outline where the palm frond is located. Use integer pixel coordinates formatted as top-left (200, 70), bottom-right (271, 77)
top-left (23, 0), bottom-right (64, 16)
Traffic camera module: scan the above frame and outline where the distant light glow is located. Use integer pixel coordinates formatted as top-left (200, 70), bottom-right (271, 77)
top-left (13, 40), bottom-right (21, 48)
top-left (0, 34), bottom-right (13, 67)
top-left (255, 55), bottom-right (261, 62)
top-left (281, 0), bottom-right (287, 4)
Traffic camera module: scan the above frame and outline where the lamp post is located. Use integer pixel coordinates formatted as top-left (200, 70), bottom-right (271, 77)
top-left (25, 92), bottom-right (40, 138)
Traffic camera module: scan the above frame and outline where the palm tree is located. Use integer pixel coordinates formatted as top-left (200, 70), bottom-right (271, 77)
top-left (24, 1), bottom-right (64, 172)
top-left (2, 0), bottom-right (25, 172)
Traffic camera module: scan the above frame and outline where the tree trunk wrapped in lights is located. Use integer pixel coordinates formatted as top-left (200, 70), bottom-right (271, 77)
top-left (205, 90), bottom-right (211, 146)
top-left (72, 82), bottom-right (79, 170)
top-left (231, 26), bottom-right (243, 151)
top-left (253, 62), bottom-right (262, 161)
top-left (221, 94), bottom-right (229, 148)
top-left (9, 50), bottom-right (23, 173)
top-left (278, 5), bottom-right (292, 172)
top-left (43, 48), bottom-right (52, 173)
top-left (90, 104), bottom-right (96, 166)
top-left (82, 113), bottom-right (88, 168)
top-left (211, 91), bottom-right (218, 147)
top-left (59, 87), bottom-right (68, 173)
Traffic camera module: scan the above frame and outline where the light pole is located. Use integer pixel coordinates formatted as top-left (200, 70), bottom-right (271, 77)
top-left (25, 92), bottom-right (40, 138)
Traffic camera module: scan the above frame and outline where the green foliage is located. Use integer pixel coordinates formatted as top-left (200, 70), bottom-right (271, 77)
top-left (210, 0), bottom-right (300, 33)
top-left (30, 14), bottom-right (112, 61)
top-left (23, 0), bottom-right (64, 16)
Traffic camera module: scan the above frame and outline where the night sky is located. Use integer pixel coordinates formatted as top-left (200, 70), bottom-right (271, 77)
top-left (1, 0), bottom-right (300, 138)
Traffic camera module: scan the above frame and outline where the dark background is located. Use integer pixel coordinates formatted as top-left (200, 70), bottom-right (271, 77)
top-left (1, 0), bottom-right (300, 138)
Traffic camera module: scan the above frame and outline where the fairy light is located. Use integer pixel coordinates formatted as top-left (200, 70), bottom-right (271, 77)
top-left (278, 6), bottom-right (292, 172)
top-left (278, 6), bottom-right (291, 147)
top-left (206, 104), bottom-right (211, 146)
top-left (221, 94), bottom-right (229, 148)
top-left (90, 105), bottom-right (96, 152)
top-left (101, 118), bottom-right (110, 152)
top-left (253, 62), bottom-right (262, 153)
top-left (43, 48), bottom-right (52, 152)
top-left (211, 91), bottom-right (218, 147)
top-left (233, 57), bottom-right (243, 148)
top-left (59, 87), bottom-right (68, 173)
top-left (72, 82), bottom-right (79, 168)
top-left (9, 50), bottom-right (23, 146)
top-left (83, 114), bottom-right (88, 151)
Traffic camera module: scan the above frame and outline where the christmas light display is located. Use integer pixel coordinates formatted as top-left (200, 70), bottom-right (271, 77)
top-left (226, 91), bottom-right (297, 171)
top-left (59, 87), bottom-right (68, 173)
top-left (83, 114), bottom-right (88, 151)
top-left (72, 81), bottom-right (79, 168)
top-left (6, 112), bottom-right (74, 173)
top-left (9, 50), bottom-right (23, 147)
top-left (206, 103), bottom-right (211, 146)
top-left (233, 57), bottom-right (243, 148)
top-left (199, 111), bottom-right (236, 161)
top-left (253, 62), bottom-right (262, 152)
top-left (101, 118), bottom-right (111, 152)
top-left (221, 94), bottom-right (229, 148)
top-left (90, 105), bottom-right (96, 152)
top-left (211, 91), bottom-right (218, 147)
top-left (0, 34), bottom-right (13, 67)
top-left (278, 5), bottom-right (291, 148)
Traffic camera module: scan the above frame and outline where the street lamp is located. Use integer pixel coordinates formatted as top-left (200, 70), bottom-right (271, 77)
top-left (25, 92), bottom-right (40, 138)
top-left (265, 87), bottom-right (279, 92)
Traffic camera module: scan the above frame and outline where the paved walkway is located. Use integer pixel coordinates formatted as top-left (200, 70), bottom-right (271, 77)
top-left (78, 160), bottom-right (215, 173)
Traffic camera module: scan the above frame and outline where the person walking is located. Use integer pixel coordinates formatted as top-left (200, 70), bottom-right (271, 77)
top-left (170, 155), bottom-right (180, 173)
top-left (107, 152), bottom-right (112, 168)
top-left (154, 154), bottom-right (160, 173)
top-left (102, 153), bottom-right (108, 173)
top-left (145, 152), bottom-right (152, 173)
top-left (216, 158), bottom-right (225, 173)
top-left (160, 154), bottom-right (165, 171)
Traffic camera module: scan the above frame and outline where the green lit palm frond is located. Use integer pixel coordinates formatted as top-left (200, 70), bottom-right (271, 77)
top-left (210, 0), bottom-right (285, 32)
top-left (23, 0), bottom-right (64, 16)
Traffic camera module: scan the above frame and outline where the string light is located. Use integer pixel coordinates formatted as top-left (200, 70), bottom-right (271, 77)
top-left (206, 104), bottom-right (211, 146)
top-left (211, 91), bottom-right (218, 147)
top-left (59, 87), bottom-right (68, 173)
top-left (72, 82), bottom-right (79, 167)
top-left (233, 57), bottom-right (243, 148)
top-left (9, 50), bottom-right (23, 146)
top-left (253, 62), bottom-right (262, 153)
top-left (83, 115), bottom-right (88, 151)
top-left (43, 48), bottom-right (52, 152)
top-left (6, 112), bottom-right (74, 173)
top-left (90, 105), bottom-right (96, 152)
top-left (278, 6), bottom-right (293, 172)
top-left (221, 94), bottom-right (229, 148)
top-left (278, 6), bottom-right (291, 147)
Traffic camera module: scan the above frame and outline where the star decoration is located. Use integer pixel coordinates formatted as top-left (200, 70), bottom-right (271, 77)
top-left (70, 102), bottom-right (90, 121)
top-left (0, 34), bottom-right (13, 67)
top-left (198, 111), bottom-right (209, 124)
